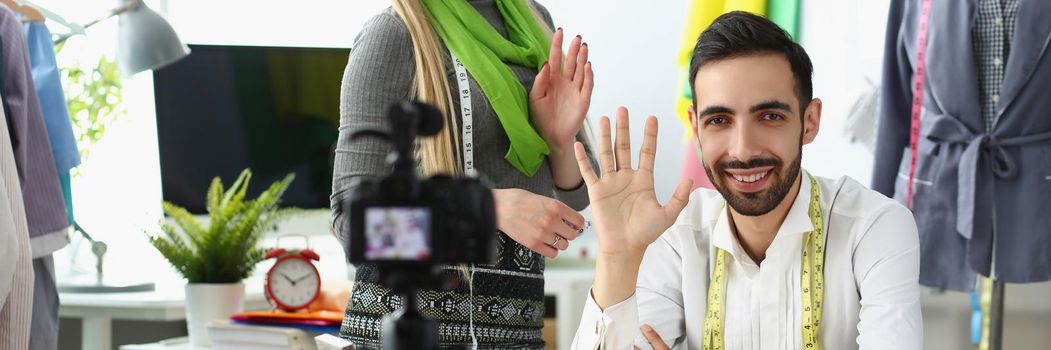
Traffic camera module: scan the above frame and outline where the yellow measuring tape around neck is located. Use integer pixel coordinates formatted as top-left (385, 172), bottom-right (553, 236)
top-left (702, 174), bottom-right (825, 350)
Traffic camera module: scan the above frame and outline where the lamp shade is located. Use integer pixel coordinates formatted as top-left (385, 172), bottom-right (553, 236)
top-left (116, 0), bottom-right (189, 76)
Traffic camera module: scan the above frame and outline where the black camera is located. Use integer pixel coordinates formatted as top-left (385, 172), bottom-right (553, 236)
top-left (341, 101), bottom-right (498, 350)
top-left (344, 101), bottom-right (497, 269)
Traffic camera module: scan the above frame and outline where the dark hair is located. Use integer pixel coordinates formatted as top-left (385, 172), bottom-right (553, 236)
top-left (688, 11), bottom-right (813, 110)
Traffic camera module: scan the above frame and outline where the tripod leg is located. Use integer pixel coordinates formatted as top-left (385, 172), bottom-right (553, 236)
top-left (988, 280), bottom-right (1005, 350)
top-left (382, 291), bottom-right (438, 350)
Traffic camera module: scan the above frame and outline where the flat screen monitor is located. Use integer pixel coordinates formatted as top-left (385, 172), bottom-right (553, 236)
top-left (153, 44), bottom-right (350, 214)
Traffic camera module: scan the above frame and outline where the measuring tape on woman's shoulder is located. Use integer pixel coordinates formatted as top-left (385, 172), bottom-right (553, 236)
top-left (452, 52), bottom-right (481, 349)
top-left (451, 53), bottom-right (477, 177)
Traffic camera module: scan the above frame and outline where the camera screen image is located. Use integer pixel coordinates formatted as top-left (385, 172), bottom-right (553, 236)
top-left (364, 207), bottom-right (432, 261)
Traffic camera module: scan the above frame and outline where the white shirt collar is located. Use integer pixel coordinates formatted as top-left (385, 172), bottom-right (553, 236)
top-left (711, 170), bottom-right (817, 262)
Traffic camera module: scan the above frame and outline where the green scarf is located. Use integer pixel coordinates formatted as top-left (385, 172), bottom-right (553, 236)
top-left (423, 0), bottom-right (551, 176)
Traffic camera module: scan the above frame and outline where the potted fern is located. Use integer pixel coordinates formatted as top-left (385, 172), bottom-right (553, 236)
top-left (147, 169), bottom-right (295, 347)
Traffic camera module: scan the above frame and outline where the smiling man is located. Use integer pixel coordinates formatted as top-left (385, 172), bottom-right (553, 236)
top-left (569, 11), bottom-right (922, 350)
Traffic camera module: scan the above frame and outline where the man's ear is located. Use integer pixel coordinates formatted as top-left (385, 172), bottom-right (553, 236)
top-left (802, 98), bottom-right (822, 145)
top-left (688, 105), bottom-right (700, 139)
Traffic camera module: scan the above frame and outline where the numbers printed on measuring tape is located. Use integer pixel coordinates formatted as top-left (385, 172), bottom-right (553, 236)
top-left (452, 53), bottom-right (476, 176)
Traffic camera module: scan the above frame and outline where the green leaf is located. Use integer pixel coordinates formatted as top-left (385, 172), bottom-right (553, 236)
top-left (222, 169), bottom-right (251, 208)
top-left (145, 168), bottom-right (297, 283)
top-left (60, 53), bottom-right (125, 162)
top-left (206, 177), bottom-right (224, 228)
top-left (162, 202), bottom-right (207, 249)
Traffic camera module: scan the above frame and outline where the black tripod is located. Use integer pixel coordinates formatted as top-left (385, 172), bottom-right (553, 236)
top-left (379, 267), bottom-right (440, 350)
top-left (382, 289), bottom-right (438, 350)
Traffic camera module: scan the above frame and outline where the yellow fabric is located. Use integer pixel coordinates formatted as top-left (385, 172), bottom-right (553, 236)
top-left (979, 277), bottom-right (992, 350)
top-left (677, 0), bottom-right (767, 66)
top-left (675, 0), bottom-right (768, 136)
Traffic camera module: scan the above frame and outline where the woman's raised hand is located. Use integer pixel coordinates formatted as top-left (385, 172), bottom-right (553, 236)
top-left (529, 28), bottom-right (594, 150)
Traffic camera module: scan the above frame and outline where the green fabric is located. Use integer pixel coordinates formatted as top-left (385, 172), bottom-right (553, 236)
top-left (682, 73), bottom-right (694, 100)
top-left (767, 0), bottom-right (801, 40)
top-left (60, 172), bottom-right (73, 224)
top-left (423, 0), bottom-right (551, 176)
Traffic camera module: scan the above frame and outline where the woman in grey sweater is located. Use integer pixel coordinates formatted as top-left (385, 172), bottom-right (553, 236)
top-left (330, 0), bottom-right (596, 348)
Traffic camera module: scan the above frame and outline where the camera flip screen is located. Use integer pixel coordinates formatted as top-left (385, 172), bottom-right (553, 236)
top-left (364, 207), bottom-right (432, 261)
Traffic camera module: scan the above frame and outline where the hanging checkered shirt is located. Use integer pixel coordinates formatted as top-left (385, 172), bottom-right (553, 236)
top-left (973, 0), bottom-right (1020, 132)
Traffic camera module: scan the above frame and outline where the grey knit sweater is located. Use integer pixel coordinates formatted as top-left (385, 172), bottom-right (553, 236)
top-left (329, 1), bottom-right (594, 348)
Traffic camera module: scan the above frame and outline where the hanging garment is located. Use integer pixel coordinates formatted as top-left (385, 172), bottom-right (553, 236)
top-left (25, 21), bottom-right (79, 225)
top-left (873, 0), bottom-right (1051, 291)
top-left (0, 4), bottom-right (69, 258)
top-left (29, 254), bottom-right (57, 350)
top-left (767, 0), bottom-right (800, 38)
top-left (0, 138), bottom-right (15, 304)
top-left (973, 0), bottom-right (1020, 133)
top-left (23, 17), bottom-right (109, 350)
top-left (0, 144), bottom-right (16, 308)
top-left (0, 6), bottom-right (66, 350)
top-left (0, 88), bottom-right (35, 350)
top-left (679, 141), bottom-right (714, 191)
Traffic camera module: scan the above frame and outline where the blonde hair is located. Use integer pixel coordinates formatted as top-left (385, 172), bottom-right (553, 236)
top-left (391, 0), bottom-right (553, 177)
top-left (391, 0), bottom-right (555, 283)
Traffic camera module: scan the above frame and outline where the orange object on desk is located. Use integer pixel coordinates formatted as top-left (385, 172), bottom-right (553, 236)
top-left (237, 309), bottom-right (344, 323)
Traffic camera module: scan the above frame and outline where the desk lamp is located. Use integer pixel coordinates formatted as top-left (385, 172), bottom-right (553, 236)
top-left (34, 0), bottom-right (190, 293)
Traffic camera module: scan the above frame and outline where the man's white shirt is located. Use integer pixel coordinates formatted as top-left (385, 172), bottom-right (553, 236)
top-left (572, 171), bottom-right (923, 349)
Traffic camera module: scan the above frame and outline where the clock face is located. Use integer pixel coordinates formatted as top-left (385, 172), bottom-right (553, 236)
top-left (266, 257), bottom-right (320, 310)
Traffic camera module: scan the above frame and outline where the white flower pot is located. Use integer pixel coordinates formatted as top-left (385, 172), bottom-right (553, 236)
top-left (185, 282), bottom-right (245, 347)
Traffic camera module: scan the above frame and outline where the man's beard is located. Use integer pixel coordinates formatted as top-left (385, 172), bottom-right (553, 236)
top-left (703, 148), bottom-right (802, 217)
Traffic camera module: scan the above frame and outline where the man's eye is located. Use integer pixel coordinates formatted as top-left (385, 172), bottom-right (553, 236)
top-left (706, 117), bottom-right (728, 126)
top-left (762, 113), bottom-right (785, 121)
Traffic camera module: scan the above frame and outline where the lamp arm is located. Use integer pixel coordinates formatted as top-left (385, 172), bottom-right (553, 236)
top-left (71, 222), bottom-right (108, 279)
top-left (73, 221), bottom-right (96, 243)
top-left (53, 0), bottom-right (143, 45)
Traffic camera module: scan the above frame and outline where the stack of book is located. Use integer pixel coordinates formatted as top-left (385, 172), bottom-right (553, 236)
top-left (207, 310), bottom-right (344, 350)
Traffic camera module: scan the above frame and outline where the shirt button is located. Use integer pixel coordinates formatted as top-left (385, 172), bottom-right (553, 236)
top-left (995, 17), bottom-right (1003, 25)
top-left (993, 57), bottom-right (1003, 66)
top-left (993, 94), bottom-right (1000, 103)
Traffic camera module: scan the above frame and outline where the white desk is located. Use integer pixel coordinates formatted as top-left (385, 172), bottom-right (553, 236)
top-left (65, 266), bottom-right (595, 350)
top-left (542, 267), bottom-right (595, 350)
top-left (59, 228), bottom-right (347, 350)
top-left (60, 282), bottom-right (270, 350)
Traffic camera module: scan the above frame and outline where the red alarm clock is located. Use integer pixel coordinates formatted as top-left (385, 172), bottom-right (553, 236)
top-left (264, 245), bottom-right (321, 312)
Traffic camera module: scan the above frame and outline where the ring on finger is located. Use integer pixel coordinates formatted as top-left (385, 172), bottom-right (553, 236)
top-left (551, 235), bottom-right (564, 248)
